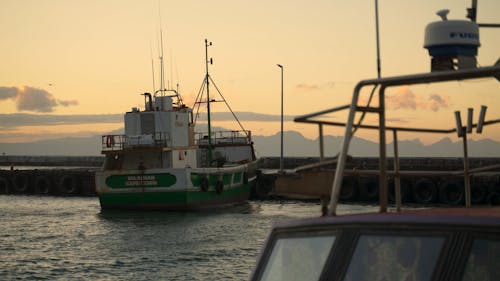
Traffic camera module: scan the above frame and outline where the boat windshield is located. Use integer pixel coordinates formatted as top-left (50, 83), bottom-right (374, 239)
top-left (342, 234), bottom-right (445, 281)
top-left (259, 234), bottom-right (336, 281)
top-left (462, 238), bottom-right (500, 281)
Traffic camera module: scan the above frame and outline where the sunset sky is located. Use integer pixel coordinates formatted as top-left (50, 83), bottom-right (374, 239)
top-left (1, 0), bottom-right (499, 148)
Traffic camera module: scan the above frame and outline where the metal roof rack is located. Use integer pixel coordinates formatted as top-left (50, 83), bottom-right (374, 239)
top-left (294, 64), bottom-right (500, 215)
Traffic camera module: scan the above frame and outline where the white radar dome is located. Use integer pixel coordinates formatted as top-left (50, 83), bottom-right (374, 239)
top-left (423, 10), bottom-right (480, 71)
top-left (424, 20), bottom-right (480, 51)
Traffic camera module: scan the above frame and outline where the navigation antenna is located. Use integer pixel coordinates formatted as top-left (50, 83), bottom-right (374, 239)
top-left (192, 39), bottom-right (249, 166)
top-left (150, 42), bottom-right (156, 94)
top-left (159, 29), bottom-right (165, 96)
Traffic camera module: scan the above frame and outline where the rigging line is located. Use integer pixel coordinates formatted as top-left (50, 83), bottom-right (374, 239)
top-left (193, 77), bottom-right (207, 124)
top-left (209, 75), bottom-right (248, 136)
top-left (193, 75), bottom-right (207, 109)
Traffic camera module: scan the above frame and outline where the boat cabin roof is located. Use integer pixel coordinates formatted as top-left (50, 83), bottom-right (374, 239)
top-left (276, 206), bottom-right (500, 229)
top-left (250, 207), bottom-right (500, 281)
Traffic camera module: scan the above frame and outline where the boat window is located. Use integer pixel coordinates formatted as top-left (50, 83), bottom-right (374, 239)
top-left (342, 234), bottom-right (444, 281)
top-left (259, 234), bottom-right (336, 281)
top-left (462, 239), bottom-right (500, 281)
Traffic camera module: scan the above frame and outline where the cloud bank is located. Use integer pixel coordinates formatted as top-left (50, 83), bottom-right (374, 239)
top-left (0, 114), bottom-right (123, 129)
top-left (0, 111), bottom-right (293, 129)
top-left (0, 86), bottom-right (78, 112)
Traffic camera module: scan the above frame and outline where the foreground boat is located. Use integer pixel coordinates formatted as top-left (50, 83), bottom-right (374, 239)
top-left (95, 40), bottom-right (257, 210)
top-left (251, 207), bottom-right (500, 281)
top-left (251, 3), bottom-right (500, 280)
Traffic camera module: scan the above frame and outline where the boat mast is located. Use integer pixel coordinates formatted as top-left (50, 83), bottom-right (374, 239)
top-left (205, 39), bottom-right (213, 165)
top-left (159, 29), bottom-right (165, 96)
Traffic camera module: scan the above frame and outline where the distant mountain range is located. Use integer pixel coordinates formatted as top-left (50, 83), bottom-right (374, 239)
top-left (253, 131), bottom-right (500, 157)
top-left (1, 130), bottom-right (499, 157)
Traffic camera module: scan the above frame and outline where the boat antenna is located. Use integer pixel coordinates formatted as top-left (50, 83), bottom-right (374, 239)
top-left (467, 0), bottom-right (478, 22)
top-left (468, 0), bottom-right (500, 28)
top-left (150, 41), bottom-right (156, 94)
top-left (375, 0), bottom-right (382, 79)
top-left (205, 38), bottom-right (213, 165)
top-left (170, 52), bottom-right (174, 92)
top-left (350, 1), bottom-right (382, 137)
top-left (159, 29), bottom-right (166, 96)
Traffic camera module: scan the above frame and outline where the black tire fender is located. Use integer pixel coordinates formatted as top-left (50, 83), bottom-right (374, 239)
top-left (0, 177), bottom-right (11, 194)
top-left (412, 178), bottom-right (438, 204)
top-left (215, 180), bottom-right (224, 194)
top-left (200, 176), bottom-right (209, 192)
top-left (35, 175), bottom-right (52, 195)
top-left (13, 173), bottom-right (30, 193)
top-left (59, 175), bottom-right (79, 195)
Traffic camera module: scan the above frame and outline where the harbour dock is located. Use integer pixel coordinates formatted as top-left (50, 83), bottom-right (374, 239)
top-left (1, 155), bottom-right (499, 205)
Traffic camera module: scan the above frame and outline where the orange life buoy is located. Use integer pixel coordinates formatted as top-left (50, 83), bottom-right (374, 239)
top-left (106, 135), bottom-right (115, 148)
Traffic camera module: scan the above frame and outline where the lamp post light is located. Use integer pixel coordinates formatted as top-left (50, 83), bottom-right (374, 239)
top-left (277, 64), bottom-right (284, 173)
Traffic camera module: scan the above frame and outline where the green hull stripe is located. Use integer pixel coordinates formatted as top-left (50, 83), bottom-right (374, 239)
top-left (99, 181), bottom-right (253, 207)
top-left (190, 172), bottom-right (238, 187)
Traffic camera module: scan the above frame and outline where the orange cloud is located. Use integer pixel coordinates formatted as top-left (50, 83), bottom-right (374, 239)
top-left (296, 83), bottom-right (320, 91)
top-left (295, 81), bottom-right (335, 92)
top-left (386, 86), bottom-right (449, 112)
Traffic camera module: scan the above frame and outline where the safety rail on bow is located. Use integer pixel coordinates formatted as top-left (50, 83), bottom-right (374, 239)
top-left (101, 132), bottom-right (172, 152)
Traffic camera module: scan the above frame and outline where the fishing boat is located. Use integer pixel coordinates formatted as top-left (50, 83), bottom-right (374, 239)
top-left (251, 3), bottom-right (500, 280)
top-left (95, 39), bottom-right (257, 210)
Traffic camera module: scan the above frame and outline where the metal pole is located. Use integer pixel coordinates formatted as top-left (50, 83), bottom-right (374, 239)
top-left (277, 64), bottom-right (284, 173)
top-left (328, 83), bottom-right (364, 215)
top-left (462, 128), bottom-right (471, 207)
top-left (319, 124), bottom-right (324, 162)
top-left (379, 87), bottom-right (388, 213)
top-left (393, 129), bottom-right (402, 212)
top-left (205, 39), bottom-right (213, 166)
top-left (375, 0), bottom-right (381, 78)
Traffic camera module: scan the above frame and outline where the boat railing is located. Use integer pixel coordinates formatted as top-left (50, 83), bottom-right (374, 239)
top-left (195, 130), bottom-right (251, 146)
top-left (101, 132), bottom-right (172, 151)
top-left (294, 65), bottom-right (500, 215)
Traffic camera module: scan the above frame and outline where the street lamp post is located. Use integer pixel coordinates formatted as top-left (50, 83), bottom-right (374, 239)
top-left (277, 64), bottom-right (284, 173)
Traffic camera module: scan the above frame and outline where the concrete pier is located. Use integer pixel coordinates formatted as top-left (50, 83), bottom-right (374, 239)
top-left (0, 155), bottom-right (103, 167)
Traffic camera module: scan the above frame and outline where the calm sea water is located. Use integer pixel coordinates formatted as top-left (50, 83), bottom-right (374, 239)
top-left (0, 195), bottom-right (376, 280)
